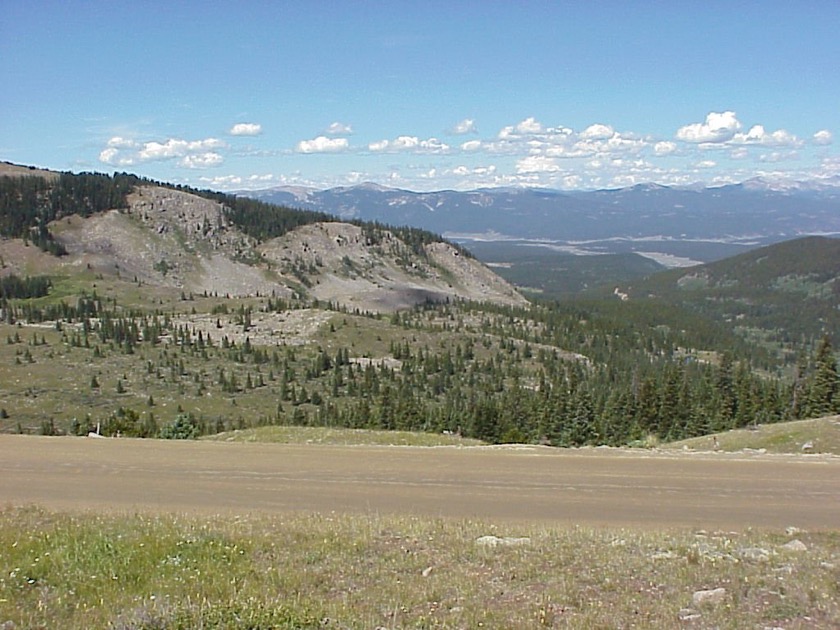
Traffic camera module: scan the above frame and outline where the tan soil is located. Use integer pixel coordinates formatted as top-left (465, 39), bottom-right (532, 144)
top-left (1, 435), bottom-right (838, 529)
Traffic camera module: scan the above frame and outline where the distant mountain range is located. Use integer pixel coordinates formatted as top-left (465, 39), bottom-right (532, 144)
top-left (243, 179), bottom-right (840, 265)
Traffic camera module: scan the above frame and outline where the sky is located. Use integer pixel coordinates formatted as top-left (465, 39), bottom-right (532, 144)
top-left (2, 1), bottom-right (839, 192)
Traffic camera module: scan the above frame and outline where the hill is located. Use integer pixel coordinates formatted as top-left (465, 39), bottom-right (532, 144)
top-left (0, 165), bottom-right (525, 313)
top-left (613, 236), bottom-right (840, 343)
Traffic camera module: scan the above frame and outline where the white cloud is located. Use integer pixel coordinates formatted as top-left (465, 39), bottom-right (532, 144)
top-left (98, 147), bottom-right (135, 166)
top-left (106, 136), bottom-right (138, 149)
top-left (179, 152), bottom-right (224, 169)
top-left (516, 117), bottom-right (543, 134)
top-left (451, 164), bottom-right (496, 178)
top-left (654, 141), bottom-right (677, 156)
top-left (694, 160), bottom-right (717, 169)
top-left (392, 136), bottom-right (420, 150)
top-left (296, 136), bottom-right (349, 153)
top-left (676, 111), bottom-right (741, 143)
top-left (499, 117), bottom-right (544, 139)
top-left (247, 174), bottom-right (275, 182)
top-left (229, 122), bottom-right (262, 136)
top-left (99, 135), bottom-right (226, 167)
top-left (200, 175), bottom-right (243, 188)
top-left (139, 138), bottom-right (225, 160)
top-left (368, 136), bottom-right (449, 153)
top-left (451, 118), bottom-right (477, 135)
top-left (326, 122), bottom-right (353, 135)
top-left (813, 129), bottom-right (833, 145)
top-left (516, 155), bottom-right (562, 173)
top-left (730, 125), bottom-right (802, 147)
top-left (460, 140), bottom-right (482, 151)
top-left (759, 150), bottom-right (799, 163)
top-left (580, 123), bottom-right (614, 140)
top-left (820, 156), bottom-right (840, 176)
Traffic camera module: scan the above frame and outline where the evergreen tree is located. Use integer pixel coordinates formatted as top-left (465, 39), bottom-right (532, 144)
top-left (806, 336), bottom-right (840, 417)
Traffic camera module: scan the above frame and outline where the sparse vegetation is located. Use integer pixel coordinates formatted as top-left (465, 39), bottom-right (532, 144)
top-left (204, 425), bottom-right (484, 447)
top-left (666, 416), bottom-right (840, 454)
top-left (1, 506), bottom-right (838, 629)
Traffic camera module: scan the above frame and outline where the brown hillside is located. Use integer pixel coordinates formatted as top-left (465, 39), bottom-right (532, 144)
top-left (1, 180), bottom-right (526, 311)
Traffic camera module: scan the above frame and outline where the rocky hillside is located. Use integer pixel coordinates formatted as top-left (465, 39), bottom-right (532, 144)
top-left (0, 169), bottom-right (526, 311)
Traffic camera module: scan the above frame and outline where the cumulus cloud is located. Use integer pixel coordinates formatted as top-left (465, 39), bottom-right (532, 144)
top-left (654, 141), bottom-right (677, 156)
top-left (516, 117), bottom-right (543, 134)
top-left (676, 111), bottom-right (741, 143)
top-left (451, 118), bottom-right (477, 135)
top-left (516, 155), bottom-right (563, 173)
top-left (138, 138), bottom-right (225, 161)
top-left (99, 136), bottom-right (226, 168)
top-left (296, 136), bottom-right (349, 153)
top-left (461, 139), bottom-right (483, 151)
top-left (392, 136), bottom-right (420, 150)
top-left (106, 136), bottom-right (138, 149)
top-left (179, 152), bottom-right (224, 168)
top-left (229, 122), bottom-right (262, 136)
top-left (813, 130), bottom-right (833, 145)
top-left (451, 164), bottom-right (496, 177)
top-left (368, 136), bottom-right (449, 153)
top-left (99, 147), bottom-right (136, 166)
top-left (694, 160), bottom-right (717, 169)
top-left (499, 117), bottom-right (544, 139)
top-left (730, 125), bottom-right (802, 147)
top-left (580, 123), bottom-right (615, 140)
top-left (326, 122), bottom-right (353, 135)
top-left (759, 150), bottom-right (800, 163)
top-left (488, 118), bottom-right (651, 162)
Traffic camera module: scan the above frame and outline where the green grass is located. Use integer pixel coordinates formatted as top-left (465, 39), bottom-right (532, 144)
top-left (665, 416), bottom-right (840, 454)
top-left (203, 425), bottom-right (485, 447)
top-left (1, 506), bottom-right (838, 629)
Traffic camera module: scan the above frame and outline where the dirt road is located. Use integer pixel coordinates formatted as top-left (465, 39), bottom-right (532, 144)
top-left (1, 435), bottom-right (838, 529)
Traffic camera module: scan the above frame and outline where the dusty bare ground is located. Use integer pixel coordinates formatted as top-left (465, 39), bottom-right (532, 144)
top-left (170, 308), bottom-right (334, 346)
top-left (1, 436), bottom-right (838, 530)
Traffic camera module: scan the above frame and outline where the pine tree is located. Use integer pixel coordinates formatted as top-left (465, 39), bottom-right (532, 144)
top-left (807, 336), bottom-right (839, 417)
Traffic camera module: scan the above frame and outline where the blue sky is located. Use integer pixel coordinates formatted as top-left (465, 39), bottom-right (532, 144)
top-left (2, 1), bottom-right (839, 192)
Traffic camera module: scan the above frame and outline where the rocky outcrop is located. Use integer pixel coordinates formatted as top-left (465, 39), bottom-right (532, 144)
top-left (32, 184), bottom-right (526, 312)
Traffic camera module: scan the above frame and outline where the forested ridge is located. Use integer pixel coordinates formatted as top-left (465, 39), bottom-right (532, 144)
top-left (617, 235), bottom-right (840, 342)
top-left (0, 169), bottom-right (457, 260)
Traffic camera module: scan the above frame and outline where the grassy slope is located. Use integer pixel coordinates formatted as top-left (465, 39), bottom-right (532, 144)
top-left (2, 506), bottom-right (838, 629)
top-left (665, 416), bottom-right (840, 454)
